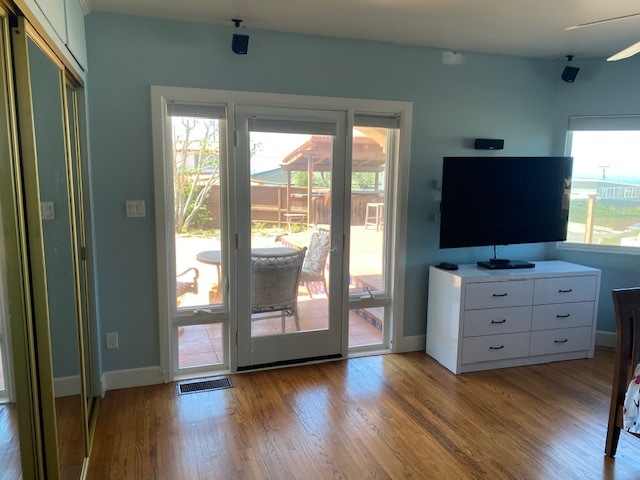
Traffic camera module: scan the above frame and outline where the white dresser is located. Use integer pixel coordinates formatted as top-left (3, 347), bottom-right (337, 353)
top-left (426, 261), bottom-right (601, 374)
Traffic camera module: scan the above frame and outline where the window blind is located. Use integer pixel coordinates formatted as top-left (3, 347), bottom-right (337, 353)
top-left (248, 117), bottom-right (336, 135)
top-left (167, 102), bottom-right (226, 119)
top-left (354, 113), bottom-right (400, 129)
top-left (568, 115), bottom-right (640, 131)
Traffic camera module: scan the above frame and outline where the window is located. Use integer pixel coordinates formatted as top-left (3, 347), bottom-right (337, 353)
top-left (564, 116), bottom-right (640, 251)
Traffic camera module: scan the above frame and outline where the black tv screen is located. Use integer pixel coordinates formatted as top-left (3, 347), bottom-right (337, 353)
top-left (439, 156), bottom-right (573, 249)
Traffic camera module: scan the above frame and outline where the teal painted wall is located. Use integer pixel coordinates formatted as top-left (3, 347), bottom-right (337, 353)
top-left (87, 12), bottom-right (576, 372)
top-left (549, 57), bottom-right (640, 333)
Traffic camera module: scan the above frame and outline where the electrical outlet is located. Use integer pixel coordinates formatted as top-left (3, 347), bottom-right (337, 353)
top-left (106, 332), bottom-right (119, 349)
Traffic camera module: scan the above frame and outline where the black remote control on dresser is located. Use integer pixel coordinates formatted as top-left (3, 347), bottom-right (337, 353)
top-left (436, 262), bottom-right (458, 271)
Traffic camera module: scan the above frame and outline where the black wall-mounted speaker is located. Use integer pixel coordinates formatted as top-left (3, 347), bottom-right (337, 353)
top-left (232, 34), bottom-right (249, 54)
top-left (561, 66), bottom-right (580, 83)
top-left (474, 138), bottom-right (504, 150)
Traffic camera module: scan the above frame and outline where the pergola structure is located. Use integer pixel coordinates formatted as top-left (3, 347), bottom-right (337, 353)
top-left (279, 130), bottom-right (387, 224)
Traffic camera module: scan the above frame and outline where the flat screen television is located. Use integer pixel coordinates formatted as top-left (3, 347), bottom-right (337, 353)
top-left (439, 156), bottom-right (573, 269)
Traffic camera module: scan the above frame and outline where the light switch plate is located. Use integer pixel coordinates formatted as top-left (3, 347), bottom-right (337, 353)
top-left (126, 200), bottom-right (145, 218)
top-left (41, 201), bottom-right (55, 220)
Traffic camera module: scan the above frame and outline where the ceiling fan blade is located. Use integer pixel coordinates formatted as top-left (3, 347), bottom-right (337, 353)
top-left (607, 39), bottom-right (640, 61)
top-left (566, 12), bottom-right (640, 30)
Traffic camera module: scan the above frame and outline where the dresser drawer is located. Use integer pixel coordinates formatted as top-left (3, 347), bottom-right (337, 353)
top-left (465, 280), bottom-right (534, 310)
top-left (464, 306), bottom-right (532, 337)
top-left (529, 326), bottom-right (593, 356)
top-left (533, 276), bottom-right (597, 305)
top-left (531, 302), bottom-right (594, 331)
top-left (462, 332), bottom-right (530, 364)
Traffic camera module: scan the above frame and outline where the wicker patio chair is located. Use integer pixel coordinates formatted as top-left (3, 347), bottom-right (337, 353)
top-left (251, 247), bottom-right (307, 332)
top-left (300, 229), bottom-right (330, 298)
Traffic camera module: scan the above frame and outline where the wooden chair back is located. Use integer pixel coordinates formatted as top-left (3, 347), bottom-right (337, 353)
top-left (606, 287), bottom-right (640, 457)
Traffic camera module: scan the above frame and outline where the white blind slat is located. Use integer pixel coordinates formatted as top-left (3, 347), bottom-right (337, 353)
top-left (355, 113), bottom-right (400, 128)
top-left (568, 115), bottom-right (640, 131)
top-left (168, 102), bottom-right (226, 119)
top-left (248, 118), bottom-right (336, 135)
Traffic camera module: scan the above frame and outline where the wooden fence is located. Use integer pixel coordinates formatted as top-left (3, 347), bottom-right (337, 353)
top-left (203, 185), bottom-right (383, 228)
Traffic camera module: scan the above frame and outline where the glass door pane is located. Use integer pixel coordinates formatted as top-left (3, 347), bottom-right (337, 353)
top-left (237, 107), bottom-right (346, 368)
top-left (348, 121), bottom-right (398, 349)
top-left (168, 111), bottom-right (228, 374)
top-left (249, 131), bottom-right (331, 337)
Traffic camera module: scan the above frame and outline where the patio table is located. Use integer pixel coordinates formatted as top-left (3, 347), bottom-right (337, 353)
top-left (196, 247), bottom-right (299, 303)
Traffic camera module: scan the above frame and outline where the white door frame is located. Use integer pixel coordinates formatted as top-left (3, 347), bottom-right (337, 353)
top-left (152, 86), bottom-right (412, 379)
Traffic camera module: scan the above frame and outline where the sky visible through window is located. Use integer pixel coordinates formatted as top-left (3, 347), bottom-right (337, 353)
top-left (571, 131), bottom-right (640, 184)
top-left (250, 132), bottom-right (309, 174)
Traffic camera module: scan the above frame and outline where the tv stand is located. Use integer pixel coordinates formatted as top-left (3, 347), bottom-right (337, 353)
top-left (477, 260), bottom-right (535, 269)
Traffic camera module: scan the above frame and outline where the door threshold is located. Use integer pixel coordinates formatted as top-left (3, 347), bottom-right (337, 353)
top-left (237, 353), bottom-right (342, 372)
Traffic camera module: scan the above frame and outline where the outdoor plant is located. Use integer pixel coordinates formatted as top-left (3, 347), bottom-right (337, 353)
top-left (172, 116), bottom-right (265, 235)
top-left (172, 117), bottom-right (220, 234)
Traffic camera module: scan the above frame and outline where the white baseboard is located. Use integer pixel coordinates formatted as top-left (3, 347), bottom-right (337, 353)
top-left (101, 366), bottom-right (165, 393)
top-left (595, 330), bottom-right (616, 349)
top-left (54, 375), bottom-right (81, 398)
top-left (394, 334), bottom-right (426, 353)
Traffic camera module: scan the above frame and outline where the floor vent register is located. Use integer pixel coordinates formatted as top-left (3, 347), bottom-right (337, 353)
top-left (177, 377), bottom-right (233, 395)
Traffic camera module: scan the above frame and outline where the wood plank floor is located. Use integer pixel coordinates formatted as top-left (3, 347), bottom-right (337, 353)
top-left (0, 403), bottom-right (21, 480)
top-left (87, 348), bottom-right (640, 479)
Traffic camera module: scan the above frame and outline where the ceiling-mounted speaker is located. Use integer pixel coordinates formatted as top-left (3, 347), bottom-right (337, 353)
top-left (474, 138), bottom-right (504, 150)
top-left (232, 33), bottom-right (249, 54)
top-left (562, 66), bottom-right (580, 83)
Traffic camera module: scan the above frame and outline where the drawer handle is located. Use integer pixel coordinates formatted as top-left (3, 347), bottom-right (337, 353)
top-left (489, 345), bottom-right (505, 350)
top-left (556, 314), bottom-right (571, 318)
top-left (491, 319), bottom-right (507, 324)
top-left (558, 289), bottom-right (573, 293)
top-left (554, 339), bottom-right (569, 344)
top-left (492, 293), bottom-right (508, 297)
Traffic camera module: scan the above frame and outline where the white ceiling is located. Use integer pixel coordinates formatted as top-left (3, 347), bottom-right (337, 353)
top-left (86, 0), bottom-right (640, 60)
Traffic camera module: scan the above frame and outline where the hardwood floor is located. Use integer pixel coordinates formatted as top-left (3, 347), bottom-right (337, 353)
top-left (87, 348), bottom-right (640, 479)
top-left (0, 403), bottom-right (20, 480)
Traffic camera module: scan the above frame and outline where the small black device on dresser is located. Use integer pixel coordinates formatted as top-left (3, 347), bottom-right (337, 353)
top-left (436, 262), bottom-right (458, 271)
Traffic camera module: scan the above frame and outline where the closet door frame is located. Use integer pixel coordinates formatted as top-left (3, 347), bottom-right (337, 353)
top-left (0, 7), bottom-right (44, 480)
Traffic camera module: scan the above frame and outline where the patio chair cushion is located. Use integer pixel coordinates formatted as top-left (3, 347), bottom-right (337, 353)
top-left (300, 230), bottom-right (330, 281)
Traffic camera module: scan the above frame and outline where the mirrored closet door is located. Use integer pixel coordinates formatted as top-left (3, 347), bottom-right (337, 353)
top-left (0, 5), bottom-right (33, 479)
top-left (11, 16), bottom-right (95, 479)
